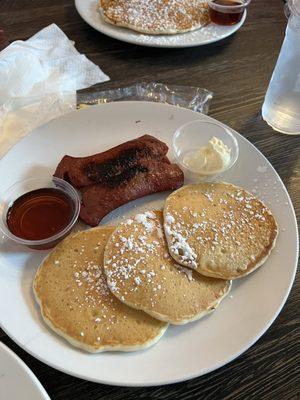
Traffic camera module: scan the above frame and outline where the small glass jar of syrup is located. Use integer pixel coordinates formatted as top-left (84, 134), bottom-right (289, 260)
top-left (208, 0), bottom-right (251, 26)
top-left (0, 177), bottom-right (80, 250)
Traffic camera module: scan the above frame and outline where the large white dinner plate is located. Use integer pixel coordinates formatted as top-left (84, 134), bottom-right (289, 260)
top-left (0, 102), bottom-right (298, 386)
top-left (75, 0), bottom-right (246, 48)
top-left (0, 342), bottom-right (50, 400)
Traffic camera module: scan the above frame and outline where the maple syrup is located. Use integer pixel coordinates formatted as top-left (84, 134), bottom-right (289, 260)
top-left (6, 188), bottom-right (75, 241)
top-left (209, 0), bottom-right (246, 26)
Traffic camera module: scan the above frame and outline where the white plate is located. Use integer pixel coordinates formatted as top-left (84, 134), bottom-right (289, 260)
top-left (75, 0), bottom-right (246, 48)
top-left (0, 342), bottom-right (50, 400)
top-left (0, 102), bottom-right (298, 386)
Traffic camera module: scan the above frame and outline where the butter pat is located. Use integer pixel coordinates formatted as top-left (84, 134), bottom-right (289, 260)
top-left (183, 136), bottom-right (231, 175)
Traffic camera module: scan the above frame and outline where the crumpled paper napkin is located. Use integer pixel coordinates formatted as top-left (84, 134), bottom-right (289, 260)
top-left (0, 23), bottom-right (110, 157)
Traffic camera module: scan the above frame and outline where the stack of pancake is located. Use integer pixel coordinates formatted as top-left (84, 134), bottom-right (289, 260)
top-left (34, 182), bottom-right (278, 353)
top-left (98, 0), bottom-right (211, 35)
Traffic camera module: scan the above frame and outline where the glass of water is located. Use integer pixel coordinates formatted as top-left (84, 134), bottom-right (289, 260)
top-left (262, 0), bottom-right (300, 135)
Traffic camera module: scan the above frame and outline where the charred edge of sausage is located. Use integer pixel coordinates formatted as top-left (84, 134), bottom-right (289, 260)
top-left (98, 165), bottom-right (148, 188)
top-left (84, 146), bottom-right (151, 184)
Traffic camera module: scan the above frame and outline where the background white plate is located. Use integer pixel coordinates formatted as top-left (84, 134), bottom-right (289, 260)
top-left (75, 0), bottom-right (246, 48)
top-left (0, 102), bottom-right (298, 386)
top-left (0, 342), bottom-right (50, 400)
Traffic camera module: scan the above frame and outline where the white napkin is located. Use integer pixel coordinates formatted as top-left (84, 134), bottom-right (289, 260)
top-left (0, 23), bottom-right (110, 157)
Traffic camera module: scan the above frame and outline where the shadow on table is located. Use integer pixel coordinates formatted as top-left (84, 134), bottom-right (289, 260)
top-left (81, 22), bottom-right (237, 69)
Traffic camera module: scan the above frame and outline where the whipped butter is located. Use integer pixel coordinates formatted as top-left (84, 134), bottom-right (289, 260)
top-left (183, 136), bottom-right (231, 175)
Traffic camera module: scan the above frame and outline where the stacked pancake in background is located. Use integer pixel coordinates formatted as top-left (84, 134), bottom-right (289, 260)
top-left (34, 182), bottom-right (277, 353)
top-left (98, 0), bottom-right (211, 35)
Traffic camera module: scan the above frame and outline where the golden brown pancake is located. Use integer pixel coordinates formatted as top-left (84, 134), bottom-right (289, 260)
top-left (104, 211), bottom-right (231, 325)
top-left (99, 0), bottom-right (210, 35)
top-left (164, 183), bottom-right (278, 280)
top-left (33, 227), bottom-right (167, 353)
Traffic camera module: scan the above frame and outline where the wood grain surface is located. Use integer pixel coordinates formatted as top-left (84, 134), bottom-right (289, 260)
top-left (0, 0), bottom-right (299, 399)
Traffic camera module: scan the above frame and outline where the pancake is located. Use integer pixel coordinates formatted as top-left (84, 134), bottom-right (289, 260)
top-left (104, 211), bottom-right (231, 325)
top-left (99, 0), bottom-right (210, 35)
top-left (33, 227), bottom-right (167, 353)
top-left (164, 183), bottom-right (278, 280)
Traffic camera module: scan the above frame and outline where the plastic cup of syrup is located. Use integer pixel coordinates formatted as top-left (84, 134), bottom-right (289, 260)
top-left (0, 177), bottom-right (80, 250)
top-left (208, 0), bottom-right (251, 25)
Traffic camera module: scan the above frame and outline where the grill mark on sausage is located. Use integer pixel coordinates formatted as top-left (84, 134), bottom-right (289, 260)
top-left (84, 147), bottom-right (150, 184)
top-left (104, 165), bottom-right (149, 188)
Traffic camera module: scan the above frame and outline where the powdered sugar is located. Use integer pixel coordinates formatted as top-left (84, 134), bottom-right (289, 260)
top-left (72, 258), bottom-right (111, 308)
top-left (104, 212), bottom-right (198, 306)
top-left (165, 213), bottom-right (197, 268)
top-left (101, 0), bottom-right (210, 34)
top-left (177, 265), bottom-right (194, 282)
top-left (165, 214), bottom-right (175, 224)
top-left (168, 229), bottom-right (197, 268)
top-left (165, 184), bottom-right (276, 272)
top-left (134, 276), bottom-right (142, 285)
top-left (135, 212), bottom-right (155, 232)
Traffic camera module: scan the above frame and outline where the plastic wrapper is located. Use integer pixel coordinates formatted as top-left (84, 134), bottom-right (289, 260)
top-left (77, 82), bottom-right (213, 115)
top-left (0, 83), bottom-right (212, 158)
top-left (0, 92), bottom-right (76, 157)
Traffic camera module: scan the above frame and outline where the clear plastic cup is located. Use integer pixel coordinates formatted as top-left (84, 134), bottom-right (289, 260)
top-left (262, 0), bottom-right (300, 135)
top-left (208, 0), bottom-right (251, 25)
top-left (0, 177), bottom-right (80, 250)
top-left (172, 120), bottom-right (239, 181)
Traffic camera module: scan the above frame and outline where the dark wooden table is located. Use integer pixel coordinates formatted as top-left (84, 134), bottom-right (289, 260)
top-left (1, 0), bottom-right (299, 399)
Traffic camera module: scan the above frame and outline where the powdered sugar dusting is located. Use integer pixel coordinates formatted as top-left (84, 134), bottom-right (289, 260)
top-left (73, 259), bottom-right (111, 306)
top-left (100, 0), bottom-right (210, 34)
top-left (135, 212), bottom-right (155, 232)
top-left (177, 265), bottom-right (194, 282)
top-left (104, 212), bottom-right (198, 306)
top-left (165, 219), bottom-right (197, 268)
top-left (165, 184), bottom-right (277, 274)
top-left (165, 213), bottom-right (197, 268)
top-left (54, 232), bottom-right (131, 341)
